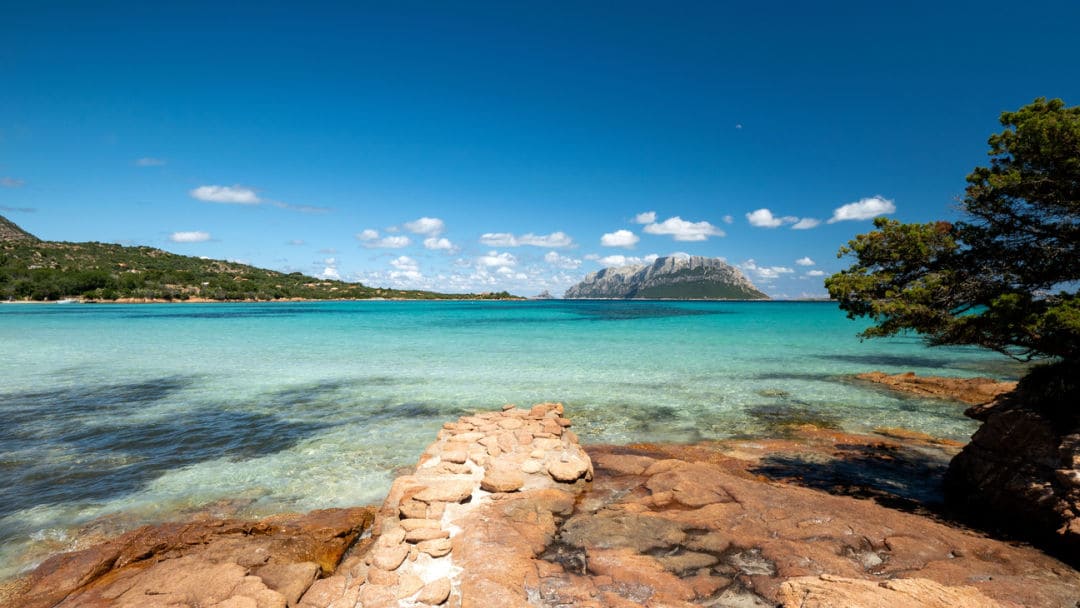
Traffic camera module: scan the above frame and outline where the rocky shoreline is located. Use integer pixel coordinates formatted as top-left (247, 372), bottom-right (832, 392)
top-left (6, 398), bottom-right (1080, 607)
top-left (858, 370), bottom-right (1080, 563)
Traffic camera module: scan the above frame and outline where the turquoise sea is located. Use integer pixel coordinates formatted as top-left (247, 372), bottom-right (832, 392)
top-left (0, 300), bottom-right (1022, 579)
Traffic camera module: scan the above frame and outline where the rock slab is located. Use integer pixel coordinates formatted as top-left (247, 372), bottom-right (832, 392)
top-left (11, 508), bottom-right (374, 608)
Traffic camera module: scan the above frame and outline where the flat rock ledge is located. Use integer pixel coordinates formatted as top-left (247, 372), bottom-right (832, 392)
top-left (855, 371), bottom-right (1017, 406)
top-left (8, 403), bottom-right (1080, 608)
top-left (5, 507), bottom-right (375, 608)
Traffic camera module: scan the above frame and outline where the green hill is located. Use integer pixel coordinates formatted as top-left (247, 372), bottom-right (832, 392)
top-left (0, 215), bottom-right (39, 244)
top-left (0, 215), bottom-right (516, 302)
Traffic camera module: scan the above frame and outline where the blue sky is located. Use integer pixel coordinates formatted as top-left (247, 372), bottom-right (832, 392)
top-left (2, 1), bottom-right (1079, 297)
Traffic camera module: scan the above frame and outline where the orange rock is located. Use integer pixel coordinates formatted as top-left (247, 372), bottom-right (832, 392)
top-left (645, 462), bottom-right (733, 507)
top-left (370, 544), bottom-right (409, 571)
top-left (404, 527), bottom-right (450, 542)
top-left (396, 573), bottom-right (425, 598)
top-left (547, 456), bottom-right (590, 482)
top-left (855, 371), bottom-right (1015, 405)
top-left (482, 462), bottom-right (525, 493)
top-left (416, 577), bottom-right (452, 605)
top-left (777, 574), bottom-right (1005, 608)
top-left (592, 453), bottom-right (657, 476)
top-left (11, 508), bottom-right (373, 608)
top-left (587, 548), bottom-right (697, 603)
top-left (413, 480), bottom-right (475, 503)
top-left (416, 538), bottom-right (452, 557)
top-left (367, 567), bottom-right (399, 586)
top-left (358, 583), bottom-right (399, 608)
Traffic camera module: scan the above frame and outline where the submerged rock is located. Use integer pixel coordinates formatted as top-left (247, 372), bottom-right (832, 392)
top-left (855, 371), bottom-right (1016, 405)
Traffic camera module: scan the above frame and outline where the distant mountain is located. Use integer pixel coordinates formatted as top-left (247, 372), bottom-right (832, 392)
top-left (0, 214), bottom-right (519, 302)
top-left (564, 255), bottom-right (769, 300)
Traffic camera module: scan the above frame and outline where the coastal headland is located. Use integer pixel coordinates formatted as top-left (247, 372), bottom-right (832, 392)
top-left (7, 397), bottom-right (1080, 607)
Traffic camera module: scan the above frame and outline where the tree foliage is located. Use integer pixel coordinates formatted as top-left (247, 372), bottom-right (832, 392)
top-left (0, 240), bottom-right (521, 302)
top-left (827, 98), bottom-right (1080, 363)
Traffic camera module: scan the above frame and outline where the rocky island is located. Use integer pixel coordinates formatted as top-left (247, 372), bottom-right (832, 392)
top-left (564, 256), bottom-right (768, 300)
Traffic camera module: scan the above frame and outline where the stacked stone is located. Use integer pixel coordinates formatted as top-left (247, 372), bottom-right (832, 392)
top-left (348, 402), bottom-right (591, 608)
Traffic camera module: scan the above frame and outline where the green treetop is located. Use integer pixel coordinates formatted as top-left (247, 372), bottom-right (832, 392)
top-left (826, 98), bottom-right (1080, 366)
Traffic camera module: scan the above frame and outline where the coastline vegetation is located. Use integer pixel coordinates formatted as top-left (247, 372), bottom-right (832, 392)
top-left (0, 237), bottom-right (517, 302)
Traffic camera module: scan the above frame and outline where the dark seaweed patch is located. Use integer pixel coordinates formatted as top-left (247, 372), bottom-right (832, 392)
top-left (746, 403), bottom-right (842, 437)
top-left (0, 375), bottom-right (454, 521)
top-left (436, 301), bottom-right (726, 326)
top-left (817, 353), bottom-right (960, 368)
top-left (0, 405), bottom-right (329, 519)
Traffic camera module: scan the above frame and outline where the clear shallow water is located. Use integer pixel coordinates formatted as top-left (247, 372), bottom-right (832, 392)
top-left (0, 300), bottom-right (1021, 578)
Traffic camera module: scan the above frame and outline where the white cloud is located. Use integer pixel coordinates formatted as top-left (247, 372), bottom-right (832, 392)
top-left (135, 157), bottom-right (166, 167)
top-left (404, 217), bottom-right (445, 236)
top-left (828, 195), bottom-right (896, 223)
top-left (478, 232), bottom-right (516, 247)
top-left (268, 201), bottom-right (331, 214)
top-left (478, 231), bottom-right (574, 248)
top-left (517, 232), bottom-right (574, 248)
top-left (598, 253), bottom-right (659, 267)
top-left (423, 237), bottom-right (456, 251)
top-left (390, 255), bottom-right (419, 271)
top-left (806, 270), bottom-right (826, 277)
top-left (318, 257), bottom-right (341, 280)
top-left (599, 255), bottom-right (633, 267)
top-left (169, 231), bottom-right (211, 243)
top-left (633, 211), bottom-right (656, 224)
top-left (356, 229), bottom-right (411, 248)
top-left (375, 236), bottom-right (411, 248)
top-left (796, 257), bottom-right (815, 266)
top-left (2, 176), bottom-right (26, 188)
top-left (190, 185), bottom-right (261, 204)
top-left (642, 216), bottom-right (725, 241)
top-left (746, 208), bottom-right (799, 228)
top-left (477, 251), bottom-right (517, 268)
top-left (791, 218), bottom-right (821, 230)
top-left (722, 215), bottom-right (734, 224)
top-left (739, 259), bottom-right (795, 281)
top-left (545, 251), bottom-right (582, 269)
top-left (600, 229), bottom-right (640, 248)
top-left (387, 256), bottom-right (423, 281)
top-left (288, 239), bottom-right (305, 246)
